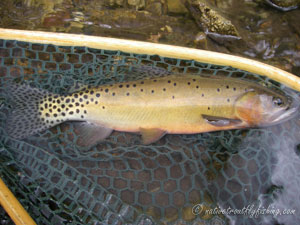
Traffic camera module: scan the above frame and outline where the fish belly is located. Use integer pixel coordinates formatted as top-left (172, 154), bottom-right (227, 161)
top-left (85, 104), bottom-right (235, 134)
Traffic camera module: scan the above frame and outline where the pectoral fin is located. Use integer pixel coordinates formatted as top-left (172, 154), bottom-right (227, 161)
top-left (140, 128), bottom-right (166, 145)
top-left (202, 114), bottom-right (242, 127)
top-left (73, 122), bottom-right (113, 147)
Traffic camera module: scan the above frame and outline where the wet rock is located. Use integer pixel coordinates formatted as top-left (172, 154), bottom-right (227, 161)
top-left (145, 0), bottom-right (166, 16)
top-left (42, 10), bottom-right (71, 28)
top-left (184, 0), bottom-right (241, 44)
top-left (265, 0), bottom-right (300, 11)
top-left (194, 32), bottom-right (208, 49)
top-left (104, 0), bottom-right (125, 7)
top-left (128, 0), bottom-right (145, 10)
top-left (167, 0), bottom-right (188, 14)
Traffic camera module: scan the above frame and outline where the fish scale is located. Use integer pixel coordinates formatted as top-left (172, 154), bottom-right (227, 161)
top-left (5, 74), bottom-right (296, 145)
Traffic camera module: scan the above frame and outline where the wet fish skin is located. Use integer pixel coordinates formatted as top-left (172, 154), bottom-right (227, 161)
top-left (5, 74), bottom-right (295, 145)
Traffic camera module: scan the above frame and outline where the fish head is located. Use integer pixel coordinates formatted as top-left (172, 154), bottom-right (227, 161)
top-left (235, 87), bottom-right (298, 127)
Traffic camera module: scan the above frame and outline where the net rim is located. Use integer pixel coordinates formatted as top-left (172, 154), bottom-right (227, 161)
top-left (0, 28), bottom-right (299, 92)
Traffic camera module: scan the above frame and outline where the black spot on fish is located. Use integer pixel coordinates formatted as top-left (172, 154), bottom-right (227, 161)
top-left (227, 99), bottom-right (230, 102)
top-left (76, 109), bottom-right (80, 113)
top-left (140, 81), bottom-right (144, 84)
top-left (208, 107), bottom-right (210, 110)
top-left (202, 93), bottom-right (204, 97)
top-left (193, 79), bottom-right (196, 82)
top-left (126, 84), bottom-right (130, 88)
top-left (58, 108), bottom-right (61, 112)
top-left (74, 94), bottom-right (78, 98)
top-left (53, 105), bottom-right (57, 109)
top-left (126, 93), bottom-right (130, 96)
top-left (151, 90), bottom-right (154, 93)
top-left (57, 100), bottom-right (61, 104)
top-left (90, 90), bottom-right (94, 95)
top-left (46, 113), bottom-right (50, 117)
top-left (84, 110), bottom-right (87, 114)
top-left (48, 98), bottom-right (52, 101)
top-left (81, 104), bottom-right (84, 107)
top-left (40, 107), bottom-right (43, 110)
top-left (196, 86), bottom-right (199, 89)
top-left (233, 87), bottom-right (236, 91)
top-left (172, 96), bottom-right (175, 99)
top-left (95, 101), bottom-right (98, 104)
top-left (174, 83), bottom-right (177, 86)
top-left (112, 93), bottom-right (115, 96)
top-left (80, 92), bottom-right (84, 96)
top-left (168, 80), bottom-right (171, 83)
top-left (54, 113), bottom-right (57, 117)
top-left (153, 79), bottom-right (157, 82)
top-left (66, 99), bottom-right (70, 103)
top-left (85, 90), bottom-right (89, 93)
top-left (69, 111), bottom-right (74, 115)
top-left (75, 102), bottom-right (79, 106)
top-left (84, 95), bottom-right (88, 99)
top-left (79, 98), bottom-right (83, 102)
top-left (81, 115), bottom-right (84, 119)
top-left (49, 109), bottom-right (52, 113)
top-left (86, 101), bottom-right (89, 105)
top-left (62, 104), bottom-right (65, 108)
top-left (226, 85), bottom-right (229, 89)
top-left (39, 112), bottom-right (42, 115)
top-left (217, 88), bottom-right (220, 92)
top-left (140, 89), bottom-right (143, 92)
top-left (72, 99), bottom-right (75, 103)
top-left (91, 98), bottom-right (94, 102)
top-left (133, 84), bottom-right (136, 87)
top-left (69, 104), bottom-right (73, 108)
top-left (187, 82), bottom-right (191, 85)
top-left (102, 106), bottom-right (105, 109)
top-left (105, 89), bottom-right (109, 93)
top-left (163, 88), bottom-right (166, 91)
top-left (96, 93), bottom-right (100, 98)
top-left (119, 84), bottom-right (123, 88)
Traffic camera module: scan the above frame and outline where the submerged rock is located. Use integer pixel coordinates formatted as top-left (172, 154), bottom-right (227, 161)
top-left (266, 0), bottom-right (300, 11)
top-left (184, 0), bottom-right (241, 44)
top-left (255, 0), bottom-right (300, 11)
top-left (166, 0), bottom-right (188, 14)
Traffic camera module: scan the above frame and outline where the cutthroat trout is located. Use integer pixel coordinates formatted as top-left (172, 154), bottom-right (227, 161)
top-left (5, 74), bottom-right (298, 145)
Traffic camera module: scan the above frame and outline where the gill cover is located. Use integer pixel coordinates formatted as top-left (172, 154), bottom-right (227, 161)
top-left (234, 91), bottom-right (264, 126)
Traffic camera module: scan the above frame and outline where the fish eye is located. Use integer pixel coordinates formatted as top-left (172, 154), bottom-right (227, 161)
top-left (272, 97), bottom-right (284, 107)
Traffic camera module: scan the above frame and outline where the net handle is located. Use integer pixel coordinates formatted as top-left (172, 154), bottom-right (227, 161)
top-left (0, 28), bottom-right (299, 91)
top-left (0, 178), bottom-right (37, 225)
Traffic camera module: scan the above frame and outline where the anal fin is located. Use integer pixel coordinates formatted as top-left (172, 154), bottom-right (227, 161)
top-left (73, 122), bottom-right (113, 147)
top-left (140, 128), bottom-right (166, 145)
top-left (202, 114), bottom-right (242, 127)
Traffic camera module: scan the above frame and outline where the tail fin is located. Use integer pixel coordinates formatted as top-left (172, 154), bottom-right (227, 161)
top-left (5, 82), bottom-right (50, 139)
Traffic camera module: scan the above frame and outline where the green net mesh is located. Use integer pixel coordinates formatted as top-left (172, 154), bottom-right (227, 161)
top-left (0, 38), bottom-right (300, 225)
